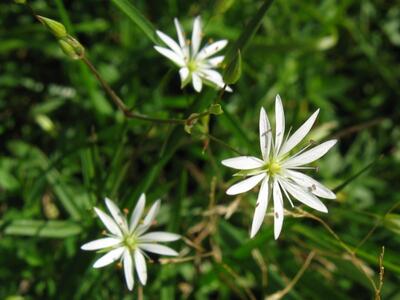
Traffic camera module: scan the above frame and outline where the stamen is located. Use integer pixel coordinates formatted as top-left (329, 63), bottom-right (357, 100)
top-left (277, 178), bottom-right (294, 207)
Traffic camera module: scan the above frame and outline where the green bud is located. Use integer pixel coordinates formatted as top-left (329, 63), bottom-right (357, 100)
top-left (184, 113), bottom-right (199, 134)
top-left (37, 16), bottom-right (67, 39)
top-left (223, 50), bottom-right (242, 84)
top-left (208, 104), bottom-right (223, 115)
top-left (58, 36), bottom-right (85, 60)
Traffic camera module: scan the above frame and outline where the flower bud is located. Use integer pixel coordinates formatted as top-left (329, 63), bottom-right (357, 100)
top-left (37, 16), bottom-right (67, 39)
top-left (223, 50), bottom-right (242, 84)
top-left (208, 104), bottom-right (223, 115)
top-left (58, 36), bottom-right (85, 60)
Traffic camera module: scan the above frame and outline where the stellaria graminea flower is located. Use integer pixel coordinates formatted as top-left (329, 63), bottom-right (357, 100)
top-left (222, 95), bottom-right (337, 239)
top-left (81, 195), bottom-right (180, 290)
top-left (154, 16), bottom-right (231, 92)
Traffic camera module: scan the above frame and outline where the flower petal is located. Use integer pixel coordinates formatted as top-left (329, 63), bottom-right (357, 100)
top-left (273, 180), bottom-right (284, 240)
top-left (226, 173), bottom-right (266, 195)
top-left (139, 231), bottom-right (180, 242)
top-left (221, 156), bottom-right (264, 170)
top-left (279, 109), bottom-right (319, 156)
top-left (179, 67), bottom-right (190, 86)
top-left (94, 207), bottom-right (122, 237)
top-left (93, 247), bottom-right (124, 268)
top-left (250, 177), bottom-right (270, 238)
top-left (283, 140), bottom-right (337, 168)
top-left (134, 249), bottom-right (148, 285)
top-left (285, 170), bottom-right (336, 199)
top-left (139, 243), bottom-right (179, 256)
top-left (207, 55), bottom-right (224, 67)
top-left (136, 200), bottom-right (160, 235)
top-left (275, 95), bottom-right (285, 153)
top-left (123, 250), bottom-right (134, 290)
top-left (130, 193), bottom-right (146, 232)
top-left (156, 30), bottom-right (184, 57)
top-left (174, 18), bottom-right (186, 48)
top-left (192, 72), bottom-right (203, 92)
top-left (81, 237), bottom-right (121, 251)
top-left (259, 107), bottom-right (272, 160)
top-left (105, 197), bottom-right (129, 233)
top-left (197, 40), bottom-right (228, 60)
top-left (154, 46), bottom-right (185, 67)
top-left (279, 179), bottom-right (328, 213)
top-left (191, 16), bottom-right (202, 55)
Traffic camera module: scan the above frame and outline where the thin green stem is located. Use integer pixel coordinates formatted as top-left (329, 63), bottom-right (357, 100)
top-left (206, 133), bottom-right (245, 156)
top-left (82, 56), bottom-right (185, 124)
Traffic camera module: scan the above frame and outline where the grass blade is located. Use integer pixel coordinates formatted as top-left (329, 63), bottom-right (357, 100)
top-left (111, 0), bottom-right (158, 44)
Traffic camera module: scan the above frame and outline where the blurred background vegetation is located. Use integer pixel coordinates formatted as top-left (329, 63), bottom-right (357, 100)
top-left (1, 0), bottom-right (400, 299)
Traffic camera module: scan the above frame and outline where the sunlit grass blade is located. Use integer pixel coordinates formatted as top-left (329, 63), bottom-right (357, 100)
top-left (2, 220), bottom-right (82, 238)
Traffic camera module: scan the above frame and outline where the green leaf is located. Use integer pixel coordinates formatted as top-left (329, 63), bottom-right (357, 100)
top-left (111, 0), bottom-right (158, 44)
top-left (3, 220), bottom-right (82, 238)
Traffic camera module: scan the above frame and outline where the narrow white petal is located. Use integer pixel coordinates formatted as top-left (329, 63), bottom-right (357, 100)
top-left (156, 30), bottom-right (184, 57)
top-left (259, 107), bottom-right (272, 160)
top-left (285, 170), bottom-right (336, 199)
top-left (139, 231), bottom-right (180, 242)
top-left (93, 247), bottom-right (124, 268)
top-left (81, 237), bottom-right (121, 251)
top-left (105, 198), bottom-right (129, 233)
top-left (221, 156), bottom-right (264, 170)
top-left (179, 67), bottom-right (190, 85)
top-left (191, 16), bottom-right (202, 55)
top-left (200, 69), bottom-right (230, 91)
top-left (154, 46), bottom-right (185, 67)
top-left (279, 109), bottom-right (319, 156)
top-left (197, 40), bottom-right (228, 60)
top-left (139, 243), bottom-right (179, 256)
top-left (192, 73), bottom-right (203, 92)
top-left (283, 140), bottom-right (337, 168)
top-left (94, 207), bottom-right (122, 237)
top-left (273, 180), bottom-right (284, 240)
top-left (136, 200), bottom-right (160, 235)
top-left (130, 193), bottom-right (146, 232)
top-left (200, 69), bottom-right (224, 85)
top-left (226, 173), bottom-right (266, 195)
top-left (123, 250), bottom-right (134, 290)
top-left (250, 177), bottom-right (270, 238)
top-left (275, 95), bottom-right (285, 153)
top-left (279, 179), bottom-right (328, 213)
top-left (134, 250), bottom-right (148, 285)
top-left (207, 55), bottom-right (224, 67)
top-left (174, 18), bottom-right (186, 47)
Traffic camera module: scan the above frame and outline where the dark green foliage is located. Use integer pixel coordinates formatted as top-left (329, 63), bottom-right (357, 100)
top-left (0, 0), bottom-right (399, 299)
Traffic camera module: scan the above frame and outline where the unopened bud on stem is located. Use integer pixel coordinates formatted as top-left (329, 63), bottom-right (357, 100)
top-left (58, 36), bottom-right (85, 60)
top-left (37, 16), bottom-right (67, 39)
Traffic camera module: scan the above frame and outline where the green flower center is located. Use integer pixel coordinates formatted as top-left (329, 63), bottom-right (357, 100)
top-left (188, 60), bottom-right (198, 72)
top-left (265, 161), bottom-right (281, 176)
top-left (123, 234), bottom-right (138, 251)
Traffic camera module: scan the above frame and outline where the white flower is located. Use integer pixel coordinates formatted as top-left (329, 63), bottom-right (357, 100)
top-left (154, 16), bottom-right (231, 93)
top-left (81, 195), bottom-right (180, 290)
top-left (222, 95), bottom-right (337, 240)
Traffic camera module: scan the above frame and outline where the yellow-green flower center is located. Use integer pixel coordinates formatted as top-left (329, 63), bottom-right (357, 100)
top-left (123, 235), bottom-right (137, 251)
top-left (265, 161), bottom-right (281, 176)
top-left (188, 60), bottom-right (198, 72)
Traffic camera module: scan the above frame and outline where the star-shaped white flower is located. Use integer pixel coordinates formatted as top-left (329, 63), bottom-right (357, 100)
top-left (222, 95), bottom-right (337, 240)
top-left (154, 16), bottom-right (231, 92)
top-left (81, 195), bottom-right (180, 290)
